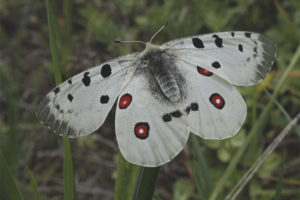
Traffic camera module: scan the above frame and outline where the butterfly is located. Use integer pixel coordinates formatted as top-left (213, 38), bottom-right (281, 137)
top-left (37, 23), bottom-right (277, 167)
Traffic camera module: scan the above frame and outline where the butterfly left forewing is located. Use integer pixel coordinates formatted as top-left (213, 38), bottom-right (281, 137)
top-left (37, 53), bottom-right (138, 137)
top-left (162, 31), bottom-right (276, 86)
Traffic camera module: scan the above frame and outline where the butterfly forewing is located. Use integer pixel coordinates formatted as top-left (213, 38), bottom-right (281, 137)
top-left (162, 31), bottom-right (276, 86)
top-left (36, 53), bottom-right (138, 137)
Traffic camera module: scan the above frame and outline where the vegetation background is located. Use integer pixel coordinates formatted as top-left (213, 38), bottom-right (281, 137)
top-left (0, 0), bottom-right (299, 199)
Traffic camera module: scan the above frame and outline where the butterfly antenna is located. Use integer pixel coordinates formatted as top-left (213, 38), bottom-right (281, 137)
top-left (150, 22), bottom-right (168, 43)
top-left (114, 40), bottom-right (146, 45)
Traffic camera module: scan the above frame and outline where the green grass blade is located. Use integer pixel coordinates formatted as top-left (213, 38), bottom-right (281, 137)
top-left (45, 0), bottom-right (62, 85)
top-left (45, 0), bottom-right (75, 199)
top-left (63, 138), bottom-right (75, 200)
top-left (132, 166), bottom-right (160, 200)
top-left (0, 64), bottom-right (19, 169)
top-left (0, 150), bottom-right (24, 200)
top-left (114, 153), bottom-right (139, 200)
top-left (191, 134), bottom-right (212, 192)
top-left (27, 168), bottom-right (41, 200)
top-left (189, 161), bottom-right (206, 200)
top-left (63, 0), bottom-right (72, 43)
top-left (273, 164), bottom-right (284, 200)
top-left (209, 45), bottom-right (300, 200)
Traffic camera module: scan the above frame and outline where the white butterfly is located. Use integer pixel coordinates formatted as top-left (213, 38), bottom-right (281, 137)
top-left (37, 23), bottom-right (277, 167)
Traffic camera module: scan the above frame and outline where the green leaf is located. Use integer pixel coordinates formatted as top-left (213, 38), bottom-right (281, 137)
top-left (63, 138), bottom-right (75, 200)
top-left (132, 166), bottom-right (160, 200)
top-left (273, 164), bottom-right (284, 200)
top-left (191, 134), bottom-right (212, 194)
top-left (257, 153), bottom-right (282, 178)
top-left (27, 168), bottom-right (41, 200)
top-left (173, 180), bottom-right (194, 200)
top-left (0, 150), bottom-right (24, 200)
top-left (45, 1), bottom-right (75, 199)
top-left (114, 153), bottom-right (139, 200)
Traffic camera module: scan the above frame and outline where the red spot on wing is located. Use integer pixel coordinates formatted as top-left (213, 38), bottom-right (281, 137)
top-left (197, 66), bottom-right (213, 76)
top-left (209, 93), bottom-right (225, 109)
top-left (119, 93), bottom-right (132, 109)
top-left (134, 122), bottom-right (150, 139)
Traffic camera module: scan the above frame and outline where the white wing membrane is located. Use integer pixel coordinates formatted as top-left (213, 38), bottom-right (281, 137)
top-left (115, 73), bottom-right (190, 167)
top-left (37, 53), bottom-right (138, 137)
top-left (162, 31), bottom-right (276, 86)
top-left (175, 59), bottom-right (247, 139)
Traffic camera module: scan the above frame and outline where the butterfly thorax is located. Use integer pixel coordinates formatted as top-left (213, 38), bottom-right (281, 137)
top-left (142, 43), bottom-right (182, 103)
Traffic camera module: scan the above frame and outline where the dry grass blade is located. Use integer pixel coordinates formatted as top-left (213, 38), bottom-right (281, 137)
top-left (226, 112), bottom-right (300, 200)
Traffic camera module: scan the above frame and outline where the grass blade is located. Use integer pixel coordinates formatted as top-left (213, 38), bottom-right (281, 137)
top-left (45, 0), bottom-right (62, 84)
top-left (45, 0), bottom-right (75, 199)
top-left (273, 165), bottom-right (284, 200)
top-left (132, 166), bottom-right (160, 200)
top-left (63, 138), bottom-right (75, 200)
top-left (191, 134), bottom-right (212, 193)
top-left (0, 150), bottom-right (24, 200)
top-left (27, 168), bottom-right (41, 200)
top-left (114, 153), bottom-right (139, 200)
top-left (227, 112), bottom-right (300, 199)
top-left (209, 45), bottom-right (300, 200)
top-left (189, 161), bottom-right (206, 200)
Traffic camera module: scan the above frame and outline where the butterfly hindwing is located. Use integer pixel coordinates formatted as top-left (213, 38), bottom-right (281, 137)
top-left (175, 59), bottom-right (247, 139)
top-left (36, 53), bottom-right (138, 137)
top-left (162, 31), bottom-right (276, 86)
top-left (115, 71), bottom-right (190, 167)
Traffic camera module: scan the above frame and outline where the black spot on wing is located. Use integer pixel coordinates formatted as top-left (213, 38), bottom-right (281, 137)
top-left (162, 114), bottom-right (172, 122)
top-left (101, 64), bottom-right (112, 78)
top-left (231, 32), bottom-right (235, 37)
top-left (245, 32), bottom-right (251, 38)
top-left (212, 34), bottom-right (223, 48)
top-left (185, 106), bottom-right (191, 114)
top-left (238, 44), bottom-right (243, 52)
top-left (212, 61), bottom-right (221, 69)
top-left (253, 47), bottom-right (258, 54)
top-left (191, 103), bottom-right (199, 111)
top-left (67, 79), bottom-right (72, 85)
top-left (82, 72), bottom-right (91, 86)
top-left (53, 87), bottom-right (60, 94)
top-left (171, 110), bottom-right (182, 118)
top-left (100, 95), bottom-right (109, 104)
top-left (192, 38), bottom-right (204, 48)
top-left (67, 94), bottom-right (73, 102)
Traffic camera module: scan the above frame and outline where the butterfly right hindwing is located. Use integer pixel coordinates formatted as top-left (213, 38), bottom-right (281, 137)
top-left (174, 59), bottom-right (247, 140)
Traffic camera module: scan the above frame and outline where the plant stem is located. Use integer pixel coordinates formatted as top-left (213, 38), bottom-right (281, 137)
top-left (45, 0), bottom-right (75, 199)
top-left (132, 166), bottom-right (160, 200)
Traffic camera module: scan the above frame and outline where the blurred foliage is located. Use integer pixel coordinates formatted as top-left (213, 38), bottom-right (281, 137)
top-left (0, 0), bottom-right (299, 199)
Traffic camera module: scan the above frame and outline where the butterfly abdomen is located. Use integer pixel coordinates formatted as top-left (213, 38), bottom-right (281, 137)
top-left (144, 50), bottom-right (182, 103)
top-left (155, 71), bottom-right (181, 103)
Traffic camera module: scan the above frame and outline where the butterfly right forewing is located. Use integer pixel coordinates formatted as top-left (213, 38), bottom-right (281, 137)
top-left (162, 31), bottom-right (277, 86)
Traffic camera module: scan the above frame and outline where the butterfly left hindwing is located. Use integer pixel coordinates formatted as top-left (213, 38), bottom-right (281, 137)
top-left (115, 72), bottom-right (190, 167)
